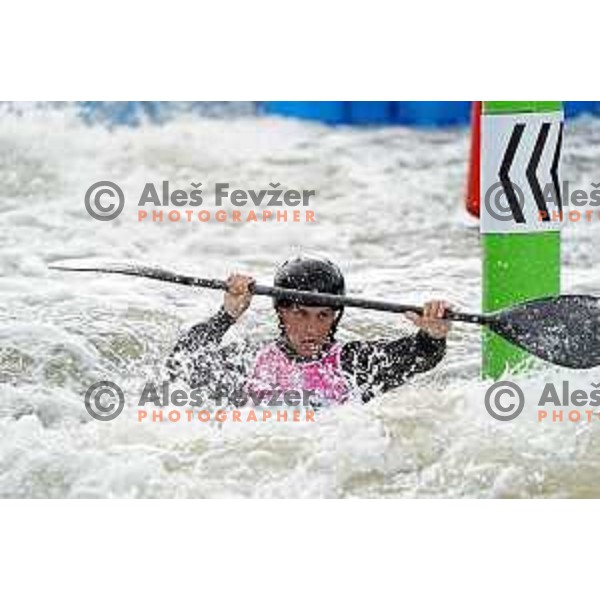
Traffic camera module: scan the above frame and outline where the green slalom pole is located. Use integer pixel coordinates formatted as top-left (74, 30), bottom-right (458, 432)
top-left (481, 101), bottom-right (563, 379)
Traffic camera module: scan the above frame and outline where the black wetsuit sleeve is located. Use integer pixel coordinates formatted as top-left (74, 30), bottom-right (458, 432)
top-left (340, 330), bottom-right (447, 402)
top-left (166, 306), bottom-right (237, 388)
top-left (171, 307), bottom-right (236, 354)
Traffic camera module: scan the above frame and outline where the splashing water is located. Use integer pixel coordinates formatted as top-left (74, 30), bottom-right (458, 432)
top-left (2, 103), bottom-right (600, 498)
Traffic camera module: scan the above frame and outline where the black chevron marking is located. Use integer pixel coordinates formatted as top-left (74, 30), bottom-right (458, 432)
top-left (527, 122), bottom-right (551, 221)
top-left (499, 123), bottom-right (526, 223)
top-left (550, 122), bottom-right (564, 214)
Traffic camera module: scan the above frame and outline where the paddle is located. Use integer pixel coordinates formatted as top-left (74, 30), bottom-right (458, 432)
top-left (49, 263), bottom-right (600, 369)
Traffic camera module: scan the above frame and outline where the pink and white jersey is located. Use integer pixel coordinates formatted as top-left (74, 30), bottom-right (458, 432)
top-left (244, 342), bottom-right (350, 406)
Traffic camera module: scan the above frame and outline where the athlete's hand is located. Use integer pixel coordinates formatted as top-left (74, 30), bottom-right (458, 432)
top-left (224, 274), bottom-right (255, 320)
top-left (406, 300), bottom-right (452, 339)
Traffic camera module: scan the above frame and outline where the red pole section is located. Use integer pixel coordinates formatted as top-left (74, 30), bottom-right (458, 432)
top-left (465, 101), bottom-right (482, 217)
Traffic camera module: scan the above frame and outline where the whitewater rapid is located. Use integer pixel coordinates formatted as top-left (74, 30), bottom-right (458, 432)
top-left (1, 103), bottom-right (600, 498)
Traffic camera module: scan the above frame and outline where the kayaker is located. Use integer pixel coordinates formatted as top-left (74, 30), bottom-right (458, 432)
top-left (167, 257), bottom-right (450, 406)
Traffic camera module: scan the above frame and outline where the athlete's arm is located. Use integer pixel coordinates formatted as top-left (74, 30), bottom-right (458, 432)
top-left (340, 300), bottom-right (450, 401)
top-left (166, 274), bottom-right (254, 386)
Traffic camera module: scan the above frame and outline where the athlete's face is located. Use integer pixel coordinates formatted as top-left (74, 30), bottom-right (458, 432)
top-left (278, 305), bottom-right (337, 358)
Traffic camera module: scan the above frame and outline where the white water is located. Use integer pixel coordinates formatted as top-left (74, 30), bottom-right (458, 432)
top-left (1, 103), bottom-right (600, 498)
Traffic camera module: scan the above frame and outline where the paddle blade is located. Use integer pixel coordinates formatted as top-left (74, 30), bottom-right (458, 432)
top-left (488, 295), bottom-right (600, 369)
top-left (49, 263), bottom-right (227, 290)
top-left (50, 263), bottom-right (181, 280)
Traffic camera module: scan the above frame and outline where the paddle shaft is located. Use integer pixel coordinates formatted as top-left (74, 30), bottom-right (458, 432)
top-left (253, 283), bottom-right (485, 324)
top-left (49, 265), bottom-right (487, 325)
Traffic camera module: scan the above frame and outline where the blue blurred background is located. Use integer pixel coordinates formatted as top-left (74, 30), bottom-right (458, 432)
top-left (72, 101), bottom-right (600, 127)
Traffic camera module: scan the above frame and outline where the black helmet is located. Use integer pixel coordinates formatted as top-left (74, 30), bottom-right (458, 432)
top-left (273, 257), bottom-right (346, 339)
top-left (273, 257), bottom-right (345, 307)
